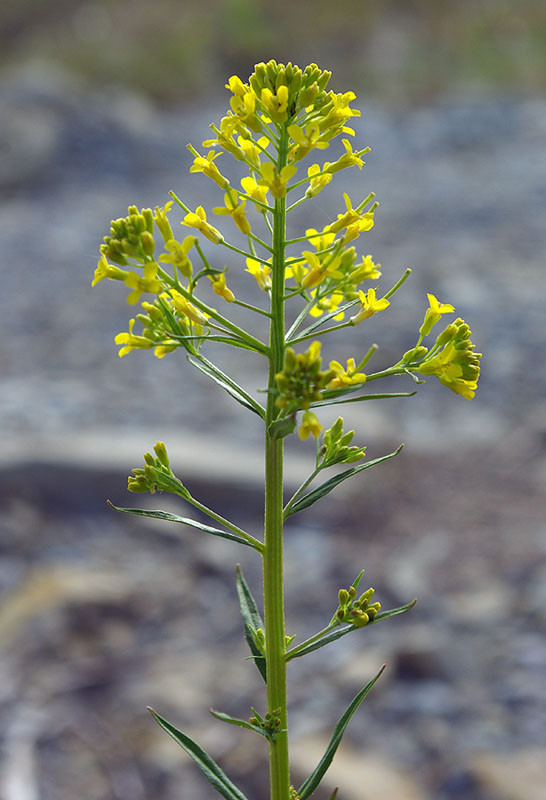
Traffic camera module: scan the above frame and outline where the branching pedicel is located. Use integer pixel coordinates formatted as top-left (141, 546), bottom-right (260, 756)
top-left (93, 61), bottom-right (481, 800)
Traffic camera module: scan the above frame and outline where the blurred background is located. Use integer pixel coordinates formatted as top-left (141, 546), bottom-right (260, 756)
top-left (1, 1), bottom-right (545, 799)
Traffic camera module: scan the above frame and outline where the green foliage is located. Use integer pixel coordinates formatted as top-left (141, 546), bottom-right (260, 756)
top-left (148, 708), bottom-right (250, 800)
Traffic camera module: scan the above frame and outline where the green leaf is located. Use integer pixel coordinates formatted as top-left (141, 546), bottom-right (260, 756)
top-left (310, 391), bottom-right (416, 408)
top-left (286, 600), bottom-right (417, 661)
top-left (107, 502), bottom-right (261, 550)
top-left (235, 565), bottom-right (267, 683)
top-left (148, 708), bottom-right (250, 800)
top-left (210, 709), bottom-right (272, 741)
top-left (284, 445), bottom-right (403, 518)
top-left (286, 625), bottom-right (354, 661)
top-left (188, 355), bottom-right (265, 417)
top-left (327, 789), bottom-right (339, 800)
top-left (297, 666), bottom-right (386, 800)
top-left (373, 598), bottom-right (417, 623)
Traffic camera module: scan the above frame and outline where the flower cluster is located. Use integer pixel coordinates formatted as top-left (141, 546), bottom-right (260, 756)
top-left (127, 441), bottom-right (188, 497)
top-left (416, 318), bottom-right (482, 400)
top-left (274, 342), bottom-right (335, 412)
top-left (318, 418), bottom-right (366, 468)
top-left (331, 578), bottom-right (381, 629)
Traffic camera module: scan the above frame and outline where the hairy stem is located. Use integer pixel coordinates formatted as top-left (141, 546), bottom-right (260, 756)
top-left (263, 125), bottom-right (290, 800)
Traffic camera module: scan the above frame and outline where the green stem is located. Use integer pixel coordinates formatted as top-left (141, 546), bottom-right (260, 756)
top-left (285, 623), bottom-right (337, 661)
top-left (263, 125), bottom-right (290, 800)
top-left (183, 493), bottom-right (264, 552)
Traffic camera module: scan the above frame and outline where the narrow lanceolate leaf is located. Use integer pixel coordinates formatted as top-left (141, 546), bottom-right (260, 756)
top-left (107, 503), bottom-right (261, 550)
top-left (310, 391), bottom-right (416, 408)
top-left (235, 565), bottom-right (267, 683)
top-left (284, 445), bottom-right (404, 518)
top-left (148, 708), bottom-right (250, 800)
top-left (188, 355), bottom-right (265, 417)
top-left (210, 709), bottom-right (272, 741)
top-left (286, 600), bottom-right (416, 661)
top-left (297, 666), bottom-right (386, 800)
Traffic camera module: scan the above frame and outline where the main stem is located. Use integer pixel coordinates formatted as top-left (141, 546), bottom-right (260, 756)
top-left (263, 126), bottom-right (290, 800)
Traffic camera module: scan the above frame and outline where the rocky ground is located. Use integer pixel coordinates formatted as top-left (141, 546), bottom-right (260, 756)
top-left (0, 63), bottom-right (545, 799)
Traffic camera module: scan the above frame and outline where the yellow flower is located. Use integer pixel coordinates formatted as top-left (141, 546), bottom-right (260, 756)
top-left (301, 250), bottom-right (342, 289)
top-left (213, 191), bottom-right (251, 235)
top-left (153, 201), bottom-right (174, 243)
top-left (419, 344), bottom-right (477, 399)
top-left (115, 319), bottom-right (153, 357)
top-left (298, 410), bottom-right (323, 441)
top-left (328, 193), bottom-right (361, 233)
top-left (343, 212), bottom-right (374, 243)
top-left (159, 236), bottom-right (196, 279)
top-left (305, 164), bottom-right (333, 198)
top-left (419, 293), bottom-right (455, 337)
top-left (260, 85), bottom-right (289, 122)
top-left (326, 139), bottom-right (366, 173)
top-left (154, 340), bottom-right (179, 359)
top-left (169, 290), bottom-right (209, 325)
top-left (350, 287), bottom-right (390, 325)
top-left (189, 150), bottom-right (229, 189)
top-left (238, 135), bottom-right (269, 169)
top-left (259, 162), bottom-right (297, 199)
top-left (182, 206), bottom-right (224, 244)
top-left (284, 258), bottom-right (308, 286)
top-left (245, 258), bottom-right (272, 291)
top-left (241, 176), bottom-right (269, 211)
top-left (327, 358), bottom-right (367, 389)
top-left (349, 254), bottom-right (381, 284)
top-left (92, 254), bottom-right (128, 286)
top-left (124, 262), bottom-right (162, 305)
top-left (309, 290), bottom-right (345, 320)
top-left (306, 226), bottom-right (336, 252)
top-left (287, 122), bottom-right (329, 161)
top-left (209, 272), bottom-right (235, 302)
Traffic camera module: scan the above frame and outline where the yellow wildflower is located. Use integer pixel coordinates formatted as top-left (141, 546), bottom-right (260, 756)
top-left (343, 212), bottom-right (374, 243)
top-left (182, 206), bottom-right (224, 244)
top-left (153, 201), bottom-right (174, 243)
top-left (209, 272), bottom-right (235, 302)
top-left (326, 139), bottom-right (367, 173)
top-left (241, 176), bottom-right (269, 211)
top-left (309, 290), bottom-right (345, 320)
top-left (259, 162), bottom-right (297, 199)
top-left (419, 293), bottom-right (455, 337)
top-left (260, 85), bottom-right (289, 123)
top-left (327, 358), bottom-right (367, 389)
top-left (350, 287), bottom-right (390, 325)
top-left (92, 254), bottom-right (128, 287)
top-left (305, 164), bottom-right (333, 198)
top-left (115, 319), bottom-right (153, 357)
top-left (349, 255), bottom-right (381, 284)
top-left (329, 193), bottom-right (361, 233)
top-left (159, 236), bottom-right (196, 279)
top-left (154, 340), bottom-right (179, 359)
top-left (419, 344), bottom-right (478, 399)
top-left (169, 290), bottom-right (209, 325)
top-left (189, 150), bottom-right (229, 189)
top-left (298, 410), bottom-right (323, 441)
top-left (124, 262), bottom-right (162, 305)
top-left (245, 258), bottom-right (272, 291)
top-left (284, 258), bottom-right (308, 287)
top-left (287, 122), bottom-right (329, 161)
top-left (306, 226), bottom-right (336, 252)
top-left (213, 191), bottom-right (251, 235)
top-left (238, 135), bottom-right (269, 169)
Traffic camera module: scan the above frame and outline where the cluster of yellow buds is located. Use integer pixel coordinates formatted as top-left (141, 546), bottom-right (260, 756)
top-left (331, 579), bottom-right (381, 629)
top-left (318, 418), bottom-right (366, 468)
top-left (416, 318), bottom-right (482, 400)
top-left (101, 205), bottom-right (156, 265)
top-left (248, 707), bottom-right (282, 740)
top-left (127, 442), bottom-right (188, 498)
top-left (274, 342), bottom-right (335, 411)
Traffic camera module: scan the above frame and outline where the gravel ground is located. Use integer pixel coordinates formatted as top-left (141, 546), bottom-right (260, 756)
top-left (0, 63), bottom-right (545, 800)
